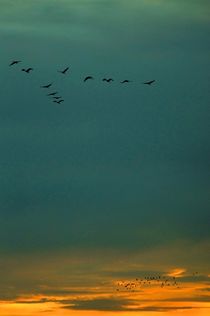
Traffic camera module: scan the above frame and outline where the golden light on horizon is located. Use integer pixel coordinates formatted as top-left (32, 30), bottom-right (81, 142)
top-left (1, 276), bottom-right (210, 316)
top-left (1, 302), bottom-right (210, 316)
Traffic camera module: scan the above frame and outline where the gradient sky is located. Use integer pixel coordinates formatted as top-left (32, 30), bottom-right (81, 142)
top-left (0, 1), bottom-right (210, 315)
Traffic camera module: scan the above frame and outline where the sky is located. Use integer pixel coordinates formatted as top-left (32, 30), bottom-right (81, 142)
top-left (0, 0), bottom-right (210, 315)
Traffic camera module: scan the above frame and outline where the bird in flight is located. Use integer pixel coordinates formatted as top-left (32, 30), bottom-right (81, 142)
top-left (143, 80), bottom-right (156, 85)
top-left (9, 60), bottom-right (21, 66)
top-left (120, 80), bottom-right (131, 83)
top-left (58, 67), bottom-right (69, 74)
top-left (53, 96), bottom-right (62, 100)
top-left (103, 78), bottom-right (114, 82)
top-left (41, 83), bottom-right (53, 88)
top-left (22, 68), bottom-right (33, 73)
top-left (193, 272), bottom-right (199, 276)
top-left (47, 92), bottom-right (58, 96)
top-left (84, 76), bottom-right (94, 82)
top-left (53, 99), bottom-right (64, 104)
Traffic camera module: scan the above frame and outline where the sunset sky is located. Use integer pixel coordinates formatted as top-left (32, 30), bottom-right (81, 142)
top-left (0, 1), bottom-right (210, 315)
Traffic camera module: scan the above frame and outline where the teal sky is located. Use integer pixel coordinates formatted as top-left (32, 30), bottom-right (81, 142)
top-left (0, 0), bottom-right (210, 312)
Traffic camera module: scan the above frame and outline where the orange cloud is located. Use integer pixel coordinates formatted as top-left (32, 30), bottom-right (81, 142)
top-left (167, 268), bottom-right (186, 278)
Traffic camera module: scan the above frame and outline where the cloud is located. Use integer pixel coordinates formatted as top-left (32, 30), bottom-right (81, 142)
top-left (161, 295), bottom-right (210, 303)
top-left (16, 298), bottom-right (53, 304)
top-left (62, 297), bottom-right (195, 312)
top-left (200, 287), bottom-right (210, 292)
top-left (167, 268), bottom-right (186, 278)
top-left (62, 297), bottom-right (130, 311)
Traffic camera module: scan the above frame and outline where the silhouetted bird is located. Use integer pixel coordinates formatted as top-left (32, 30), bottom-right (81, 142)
top-left (47, 92), bottom-right (58, 96)
top-left (22, 68), bottom-right (33, 73)
top-left (143, 80), bottom-right (155, 85)
top-left (58, 67), bottom-right (69, 74)
top-left (120, 80), bottom-right (131, 83)
top-left (9, 60), bottom-right (21, 66)
top-left (53, 96), bottom-right (62, 100)
top-left (53, 99), bottom-right (64, 104)
top-left (103, 78), bottom-right (114, 82)
top-left (41, 83), bottom-right (53, 88)
top-left (84, 76), bottom-right (93, 82)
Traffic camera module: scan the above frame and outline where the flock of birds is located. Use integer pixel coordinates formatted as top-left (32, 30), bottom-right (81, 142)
top-left (9, 60), bottom-right (156, 105)
top-left (114, 272), bottom-right (199, 292)
top-left (115, 275), bottom-right (181, 292)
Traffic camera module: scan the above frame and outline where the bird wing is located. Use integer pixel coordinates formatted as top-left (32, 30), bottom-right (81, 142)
top-left (46, 83), bottom-right (52, 87)
top-left (143, 80), bottom-right (155, 84)
top-left (84, 76), bottom-right (92, 81)
top-left (10, 61), bottom-right (20, 66)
